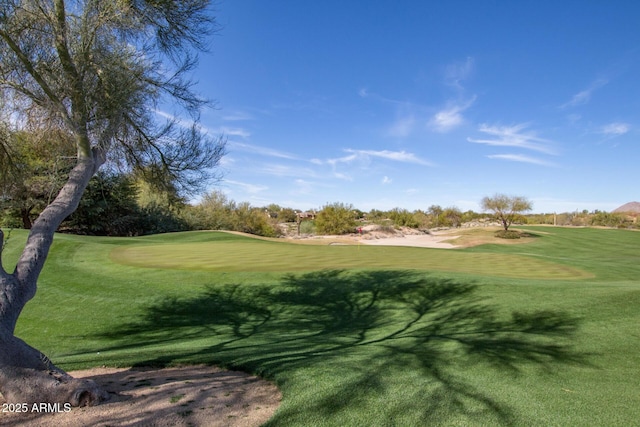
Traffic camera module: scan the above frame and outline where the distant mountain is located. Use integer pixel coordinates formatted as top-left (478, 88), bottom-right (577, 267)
top-left (613, 202), bottom-right (640, 213)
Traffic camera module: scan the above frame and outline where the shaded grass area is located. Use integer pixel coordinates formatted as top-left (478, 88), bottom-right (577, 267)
top-left (58, 271), bottom-right (590, 426)
top-left (4, 227), bottom-right (640, 425)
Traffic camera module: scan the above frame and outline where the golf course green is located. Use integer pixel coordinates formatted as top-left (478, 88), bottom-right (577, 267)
top-left (3, 226), bottom-right (639, 426)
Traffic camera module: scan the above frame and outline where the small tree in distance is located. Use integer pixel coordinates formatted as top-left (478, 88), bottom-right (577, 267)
top-left (481, 194), bottom-right (533, 232)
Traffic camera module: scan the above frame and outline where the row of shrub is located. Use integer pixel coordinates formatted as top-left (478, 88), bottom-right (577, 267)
top-left (2, 171), bottom-right (637, 237)
top-left (525, 211), bottom-right (639, 228)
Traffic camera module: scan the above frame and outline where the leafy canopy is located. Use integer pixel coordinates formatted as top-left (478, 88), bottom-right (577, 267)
top-left (481, 193), bottom-right (533, 231)
top-left (0, 0), bottom-right (225, 196)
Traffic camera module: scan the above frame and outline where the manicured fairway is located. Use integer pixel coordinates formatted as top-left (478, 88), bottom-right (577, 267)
top-left (110, 231), bottom-right (591, 279)
top-left (5, 226), bottom-right (640, 426)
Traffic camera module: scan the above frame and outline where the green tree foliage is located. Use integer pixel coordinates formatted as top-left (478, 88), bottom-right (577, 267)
top-left (461, 209), bottom-right (483, 224)
top-left (62, 172), bottom-right (140, 235)
top-left (232, 202), bottom-right (280, 237)
top-left (416, 205), bottom-right (465, 228)
top-left (187, 190), bottom-right (236, 231)
top-left (590, 211), bottom-right (630, 228)
top-left (135, 169), bottom-right (186, 210)
top-left (315, 202), bottom-right (357, 235)
top-left (0, 130), bottom-right (75, 228)
top-left (263, 204), bottom-right (297, 223)
top-left (481, 194), bottom-right (533, 232)
top-left (442, 207), bottom-right (462, 227)
top-left (0, 0), bottom-right (225, 405)
top-left (133, 170), bottom-right (190, 235)
top-left (367, 209), bottom-right (388, 222)
top-left (279, 208), bottom-right (298, 223)
top-left (185, 191), bottom-right (281, 237)
top-left (61, 172), bottom-right (188, 236)
top-left (0, 129), bottom-right (191, 235)
top-left (389, 208), bottom-right (420, 228)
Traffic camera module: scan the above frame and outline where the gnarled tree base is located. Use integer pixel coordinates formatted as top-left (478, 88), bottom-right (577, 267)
top-left (0, 330), bottom-right (109, 406)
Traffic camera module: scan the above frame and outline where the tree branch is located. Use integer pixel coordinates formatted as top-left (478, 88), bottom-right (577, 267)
top-left (0, 29), bottom-right (69, 123)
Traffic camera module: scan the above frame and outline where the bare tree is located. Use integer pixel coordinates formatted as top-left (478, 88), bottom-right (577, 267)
top-left (481, 194), bottom-right (532, 231)
top-left (0, 0), bottom-right (224, 406)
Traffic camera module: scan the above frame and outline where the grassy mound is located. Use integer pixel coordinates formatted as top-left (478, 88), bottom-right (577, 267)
top-left (109, 231), bottom-right (589, 279)
top-left (494, 229), bottom-right (523, 239)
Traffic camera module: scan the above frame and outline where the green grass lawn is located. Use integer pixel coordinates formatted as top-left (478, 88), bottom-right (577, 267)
top-left (4, 226), bottom-right (640, 426)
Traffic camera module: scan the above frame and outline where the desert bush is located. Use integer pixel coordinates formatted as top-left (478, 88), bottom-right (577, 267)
top-left (315, 202), bottom-right (356, 235)
top-left (590, 211), bottom-right (629, 228)
top-left (441, 207), bottom-right (463, 227)
top-left (412, 210), bottom-right (430, 228)
top-left (389, 208), bottom-right (420, 228)
top-left (185, 191), bottom-right (282, 237)
top-left (494, 230), bottom-right (522, 239)
top-left (377, 225), bottom-right (397, 234)
top-left (233, 202), bottom-right (282, 237)
top-left (299, 220), bottom-right (316, 235)
top-left (186, 190), bottom-right (235, 230)
top-left (367, 209), bottom-right (388, 221)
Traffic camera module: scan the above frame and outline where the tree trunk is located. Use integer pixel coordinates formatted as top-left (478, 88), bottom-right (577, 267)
top-left (20, 207), bottom-right (32, 230)
top-left (0, 150), bottom-right (108, 406)
top-left (0, 324), bottom-right (108, 406)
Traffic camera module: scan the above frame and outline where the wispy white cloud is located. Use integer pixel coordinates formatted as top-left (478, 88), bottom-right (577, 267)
top-left (356, 88), bottom-right (415, 107)
top-left (326, 153), bottom-right (359, 166)
top-left (559, 78), bottom-right (608, 109)
top-left (382, 176), bottom-right (392, 184)
top-left (154, 109), bottom-right (196, 129)
top-left (292, 179), bottom-right (315, 195)
top-left (428, 96), bottom-right (476, 133)
top-left (386, 115), bottom-right (416, 138)
top-left (315, 149), bottom-right (432, 182)
top-left (155, 110), bottom-right (253, 140)
top-left (344, 149), bottom-right (434, 166)
top-left (468, 123), bottom-right (557, 155)
top-left (258, 163), bottom-right (318, 178)
top-left (333, 172), bottom-right (353, 181)
top-left (224, 179), bottom-right (268, 194)
top-left (361, 71), bottom-right (476, 137)
top-left (600, 122), bottom-right (630, 136)
top-left (221, 127), bottom-right (251, 138)
top-left (222, 111), bottom-right (253, 121)
top-left (229, 141), bottom-right (299, 160)
top-left (445, 57), bottom-right (474, 91)
top-left (426, 58), bottom-right (476, 133)
top-left (487, 154), bottom-right (556, 166)
top-left (567, 113), bottom-right (582, 124)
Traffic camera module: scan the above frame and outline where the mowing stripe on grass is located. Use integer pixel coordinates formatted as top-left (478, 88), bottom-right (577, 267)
top-left (110, 233), bottom-right (590, 279)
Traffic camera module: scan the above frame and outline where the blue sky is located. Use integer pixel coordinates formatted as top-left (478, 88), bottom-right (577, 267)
top-left (186, 1), bottom-right (639, 213)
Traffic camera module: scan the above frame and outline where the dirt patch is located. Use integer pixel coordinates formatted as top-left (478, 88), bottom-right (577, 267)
top-left (357, 232), bottom-right (461, 248)
top-left (0, 365), bottom-right (281, 427)
top-left (228, 225), bottom-right (541, 249)
top-left (278, 225), bottom-right (461, 248)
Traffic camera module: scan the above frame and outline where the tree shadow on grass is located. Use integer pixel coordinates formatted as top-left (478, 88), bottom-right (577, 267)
top-left (96, 270), bottom-right (590, 426)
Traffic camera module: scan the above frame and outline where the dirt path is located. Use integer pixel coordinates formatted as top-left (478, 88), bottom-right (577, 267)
top-left (0, 365), bottom-right (281, 427)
